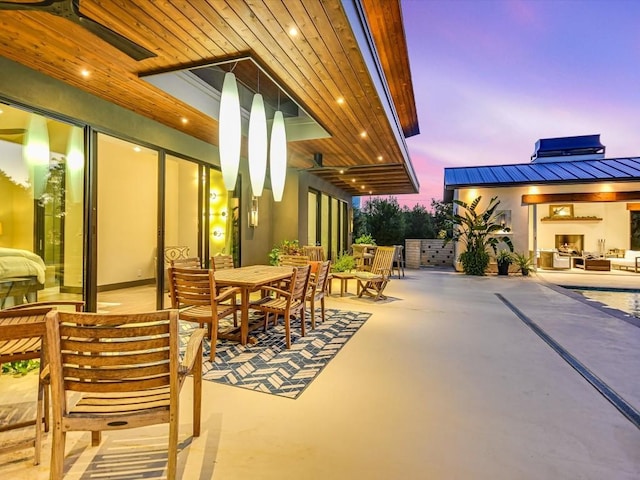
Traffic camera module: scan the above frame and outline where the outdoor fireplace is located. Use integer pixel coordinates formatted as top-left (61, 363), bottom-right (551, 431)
top-left (555, 234), bottom-right (584, 255)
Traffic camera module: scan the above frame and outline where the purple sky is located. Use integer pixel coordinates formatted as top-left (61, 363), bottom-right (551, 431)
top-left (395, 0), bottom-right (640, 208)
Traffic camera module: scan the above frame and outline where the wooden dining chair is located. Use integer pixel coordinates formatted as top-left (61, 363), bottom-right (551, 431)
top-left (0, 307), bottom-right (50, 465)
top-left (45, 309), bottom-right (205, 480)
top-left (302, 245), bottom-right (325, 261)
top-left (167, 266), bottom-right (239, 361)
top-left (211, 254), bottom-right (234, 271)
top-left (305, 260), bottom-right (331, 328)
top-left (249, 264), bottom-right (311, 347)
top-left (0, 301), bottom-right (84, 465)
top-left (355, 246), bottom-right (396, 301)
top-left (210, 254), bottom-right (238, 321)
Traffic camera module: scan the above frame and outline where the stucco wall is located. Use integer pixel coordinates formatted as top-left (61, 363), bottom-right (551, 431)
top-left (455, 181), bottom-right (640, 258)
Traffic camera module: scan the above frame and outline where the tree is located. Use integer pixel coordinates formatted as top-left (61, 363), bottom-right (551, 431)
top-left (362, 197), bottom-right (406, 245)
top-left (446, 196), bottom-right (513, 275)
top-left (430, 199), bottom-right (453, 238)
top-left (403, 203), bottom-right (435, 239)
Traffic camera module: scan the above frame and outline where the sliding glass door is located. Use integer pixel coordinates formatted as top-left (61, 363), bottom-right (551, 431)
top-left (96, 134), bottom-right (158, 312)
top-left (0, 104), bottom-right (84, 307)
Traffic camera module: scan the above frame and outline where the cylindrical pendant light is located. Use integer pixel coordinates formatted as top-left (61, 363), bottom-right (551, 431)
top-left (23, 114), bottom-right (50, 198)
top-left (24, 114), bottom-right (50, 167)
top-left (66, 126), bottom-right (84, 203)
top-left (248, 93), bottom-right (267, 196)
top-left (218, 71), bottom-right (241, 191)
top-left (269, 110), bottom-right (287, 202)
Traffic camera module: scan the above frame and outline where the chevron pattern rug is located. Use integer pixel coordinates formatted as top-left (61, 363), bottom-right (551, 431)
top-left (182, 309), bottom-right (370, 399)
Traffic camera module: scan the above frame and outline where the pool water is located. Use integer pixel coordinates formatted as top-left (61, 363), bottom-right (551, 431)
top-left (571, 288), bottom-right (640, 318)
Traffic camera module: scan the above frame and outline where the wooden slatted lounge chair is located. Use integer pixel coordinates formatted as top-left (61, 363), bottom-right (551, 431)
top-left (355, 246), bottom-right (396, 301)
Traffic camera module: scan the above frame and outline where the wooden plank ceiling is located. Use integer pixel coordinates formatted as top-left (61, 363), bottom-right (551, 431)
top-left (0, 0), bottom-right (419, 196)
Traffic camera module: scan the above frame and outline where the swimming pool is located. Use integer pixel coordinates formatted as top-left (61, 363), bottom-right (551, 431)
top-left (570, 287), bottom-right (640, 319)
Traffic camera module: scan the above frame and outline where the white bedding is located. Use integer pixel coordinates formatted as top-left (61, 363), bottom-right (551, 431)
top-left (0, 247), bottom-right (46, 284)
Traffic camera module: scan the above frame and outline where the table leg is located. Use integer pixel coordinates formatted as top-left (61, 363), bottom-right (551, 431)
top-left (240, 287), bottom-right (249, 345)
top-left (340, 278), bottom-right (348, 296)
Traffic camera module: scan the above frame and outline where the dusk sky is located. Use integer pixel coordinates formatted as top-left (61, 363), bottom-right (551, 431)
top-left (396, 0), bottom-right (640, 208)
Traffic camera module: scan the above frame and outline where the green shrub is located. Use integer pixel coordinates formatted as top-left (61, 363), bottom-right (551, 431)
top-left (331, 251), bottom-right (356, 272)
top-left (459, 250), bottom-right (490, 276)
top-left (2, 360), bottom-right (40, 377)
top-left (354, 233), bottom-right (375, 245)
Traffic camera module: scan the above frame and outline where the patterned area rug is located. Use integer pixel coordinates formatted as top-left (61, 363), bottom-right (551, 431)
top-left (182, 309), bottom-right (370, 399)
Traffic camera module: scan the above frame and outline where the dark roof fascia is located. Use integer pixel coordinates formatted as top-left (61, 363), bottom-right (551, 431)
top-left (444, 178), bottom-right (640, 190)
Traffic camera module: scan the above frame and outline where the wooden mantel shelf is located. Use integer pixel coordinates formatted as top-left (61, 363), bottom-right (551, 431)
top-left (540, 216), bottom-right (603, 222)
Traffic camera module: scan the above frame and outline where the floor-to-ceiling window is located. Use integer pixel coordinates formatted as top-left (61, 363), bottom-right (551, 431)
top-left (307, 188), bottom-right (349, 261)
top-left (96, 134), bottom-right (158, 312)
top-left (321, 193), bottom-right (330, 258)
top-left (0, 104), bottom-right (84, 307)
top-left (308, 190), bottom-right (319, 246)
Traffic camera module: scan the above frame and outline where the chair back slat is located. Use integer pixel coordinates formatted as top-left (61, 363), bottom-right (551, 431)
top-left (279, 255), bottom-right (310, 267)
top-left (64, 376), bottom-right (170, 394)
top-left (63, 350), bottom-right (169, 367)
top-left (64, 363), bottom-right (170, 382)
top-left (61, 336), bottom-right (170, 354)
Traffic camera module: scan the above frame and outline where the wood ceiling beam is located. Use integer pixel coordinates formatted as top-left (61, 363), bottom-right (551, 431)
top-left (522, 192), bottom-right (640, 204)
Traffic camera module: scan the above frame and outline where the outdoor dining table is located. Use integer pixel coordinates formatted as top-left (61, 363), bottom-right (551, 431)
top-left (213, 265), bottom-right (294, 345)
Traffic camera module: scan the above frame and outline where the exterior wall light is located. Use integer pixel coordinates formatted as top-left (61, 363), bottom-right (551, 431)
top-left (248, 196), bottom-right (259, 228)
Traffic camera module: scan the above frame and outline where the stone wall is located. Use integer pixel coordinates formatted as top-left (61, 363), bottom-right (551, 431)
top-left (405, 239), bottom-right (455, 268)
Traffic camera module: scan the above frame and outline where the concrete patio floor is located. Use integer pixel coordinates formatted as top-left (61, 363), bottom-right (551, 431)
top-left (1, 267), bottom-right (639, 479)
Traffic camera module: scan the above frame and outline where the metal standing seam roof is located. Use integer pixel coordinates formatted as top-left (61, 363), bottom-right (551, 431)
top-left (444, 157), bottom-right (640, 189)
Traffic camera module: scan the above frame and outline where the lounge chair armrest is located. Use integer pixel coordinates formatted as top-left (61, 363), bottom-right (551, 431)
top-left (181, 328), bottom-right (207, 373)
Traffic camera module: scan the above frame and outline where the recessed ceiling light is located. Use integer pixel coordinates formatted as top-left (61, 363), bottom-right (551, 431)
top-left (81, 69), bottom-right (90, 78)
top-left (360, 185), bottom-right (365, 189)
top-left (339, 169), bottom-right (345, 174)
top-left (337, 97), bottom-right (345, 105)
top-left (181, 117), bottom-right (188, 124)
top-left (133, 146), bottom-right (141, 152)
top-left (0, 109), bottom-right (3, 114)
top-left (289, 26), bottom-right (298, 36)
top-left (377, 155), bottom-right (383, 161)
top-left (351, 178), bottom-right (356, 183)
top-left (368, 190), bottom-right (372, 195)
top-left (360, 131), bottom-right (367, 138)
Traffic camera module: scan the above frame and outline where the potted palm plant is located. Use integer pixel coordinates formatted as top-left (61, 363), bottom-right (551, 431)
top-left (496, 249), bottom-right (513, 276)
top-left (514, 252), bottom-right (533, 276)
